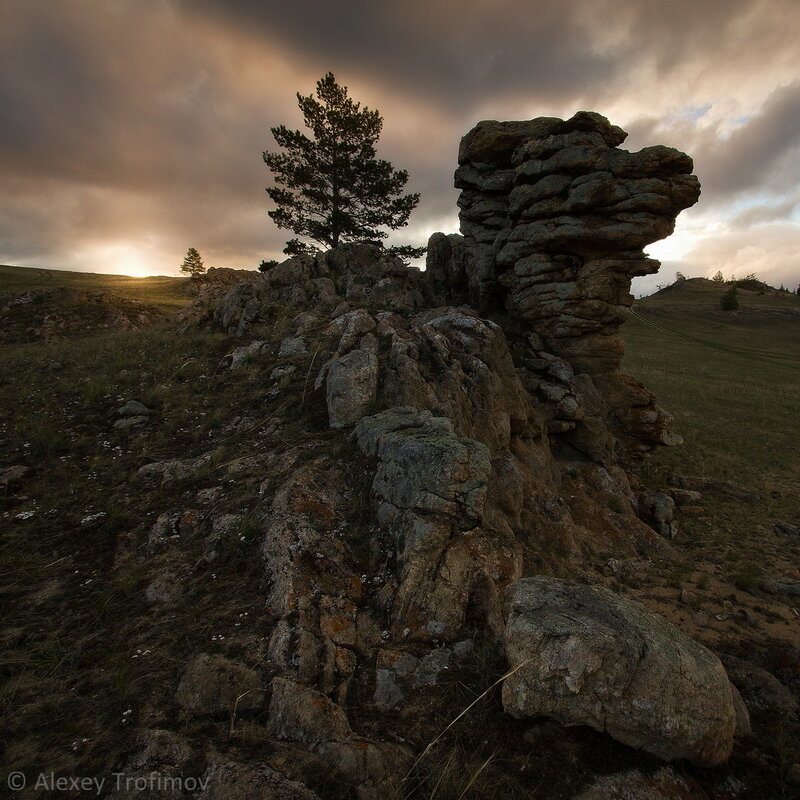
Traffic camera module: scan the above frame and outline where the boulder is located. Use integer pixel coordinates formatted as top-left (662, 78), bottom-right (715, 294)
top-left (574, 767), bottom-right (709, 800)
top-left (117, 400), bottom-right (153, 417)
top-left (267, 677), bottom-right (352, 744)
top-left (326, 347), bottom-right (379, 428)
top-left (720, 654), bottom-right (798, 720)
top-left (278, 335), bottom-right (307, 357)
top-left (198, 763), bottom-right (320, 800)
top-left (228, 340), bottom-right (268, 369)
top-left (638, 489), bottom-right (677, 538)
top-left (135, 453), bottom-right (212, 485)
top-left (113, 415), bottom-right (149, 430)
top-left (502, 576), bottom-right (737, 766)
top-left (175, 654), bottom-right (263, 715)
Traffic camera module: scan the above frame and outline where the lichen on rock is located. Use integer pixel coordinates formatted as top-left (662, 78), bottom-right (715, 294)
top-left (158, 111), bottom-right (759, 797)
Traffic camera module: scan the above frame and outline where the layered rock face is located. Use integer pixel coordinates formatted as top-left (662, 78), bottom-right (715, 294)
top-left (502, 577), bottom-right (738, 767)
top-left (428, 111), bottom-right (700, 457)
top-left (172, 115), bottom-right (751, 797)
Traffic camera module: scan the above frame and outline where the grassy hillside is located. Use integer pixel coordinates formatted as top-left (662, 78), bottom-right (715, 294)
top-left (623, 278), bottom-right (800, 493)
top-left (0, 264), bottom-right (191, 310)
top-left (0, 271), bottom-right (797, 798)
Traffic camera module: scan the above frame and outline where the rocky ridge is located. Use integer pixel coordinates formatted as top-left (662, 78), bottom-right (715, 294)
top-left (6, 113), bottom-right (795, 800)
top-left (136, 112), bottom-right (788, 797)
top-left (0, 287), bottom-right (165, 344)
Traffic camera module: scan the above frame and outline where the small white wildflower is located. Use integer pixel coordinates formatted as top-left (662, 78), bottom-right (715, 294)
top-left (80, 512), bottom-right (107, 526)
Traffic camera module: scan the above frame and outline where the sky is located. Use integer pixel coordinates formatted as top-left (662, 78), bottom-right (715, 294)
top-left (2, 0), bottom-right (800, 295)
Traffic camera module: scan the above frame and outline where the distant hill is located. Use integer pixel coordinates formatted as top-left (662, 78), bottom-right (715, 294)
top-left (0, 264), bottom-right (199, 344)
top-left (0, 264), bottom-right (191, 310)
top-left (623, 274), bottom-right (800, 496)
top-left (630, 277), bottom-right (800, 359)
top-left (641, 276), bottom-right (800, 317)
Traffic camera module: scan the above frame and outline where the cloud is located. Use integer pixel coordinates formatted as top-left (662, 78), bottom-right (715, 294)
top-left (1, 0), bottom-right (800, 284)
top-left (730, 197), bottom-right (800, 228)
top-left (681, 223), bottom-right (800, 285)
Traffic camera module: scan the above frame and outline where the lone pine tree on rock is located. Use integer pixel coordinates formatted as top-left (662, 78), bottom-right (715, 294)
top-left (263, 72), bottom-right (423, 258)
top-left (180, 247), bottom-right (205, 276)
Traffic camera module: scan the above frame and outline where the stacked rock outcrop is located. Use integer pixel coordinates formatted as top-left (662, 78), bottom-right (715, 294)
top-left (169, 114), bottom-right (755, 797)
top-left (428, 111), bottom-right (700, 458)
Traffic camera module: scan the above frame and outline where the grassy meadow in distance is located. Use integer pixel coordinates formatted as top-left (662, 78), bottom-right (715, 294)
top-left (623, 278), bottom-right (800, 497)
top-left (1, 267), bottom-right (798, 794)
top-left (0, 264), bottom-right (191, 310)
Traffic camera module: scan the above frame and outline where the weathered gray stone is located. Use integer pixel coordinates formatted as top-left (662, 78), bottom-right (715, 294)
top-left (721, 654), bottom-right (799, 720)
top-left (198, 763), bottom-right (320, 800)
top-left (229, 340), bottom-right (268, 369)
top-left (355, 407), bottom-right (490, 521)
top-left (136, 453), bottom-right (212, 485)
top-left (267, 677), bottom-right (352, 743)
top-left (574, 766), bottom-right (705, 800)
top-left (502, 576), bottom-right (737, 766)
top-left (131, 728), bottom-right (193, 770)
top-left (144, 575), bottom-right (181, 605)
top-left (638, 489), bottom-right (677, 538)
top-left (175, 654), bottom-right (263, 715)
top-left (113, 415), bottom-right (150, 429)
top-left (278, 335), bottom-right (307, 357)
top-left (355, 407), bottom-right (522, 639)
top-left (117, 400), bottom-right (153, 417)
top-left (326, 348), bottom-right (379, 428)
top-left (314, 739), bottom-right (412, 800)
top-left (759, 576), bottom-right (800, 596)
top-left (196, 486), bottom-right (224, 505)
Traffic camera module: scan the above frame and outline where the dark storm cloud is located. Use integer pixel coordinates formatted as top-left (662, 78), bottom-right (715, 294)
top-left (730, 197), bottom-right (800, 228)
top-left (1, 0), bottom-right (800, 279)
top-left (695, 83), bottom-right (800, 202)
top-left (190, 0), bottom-right (618, 113)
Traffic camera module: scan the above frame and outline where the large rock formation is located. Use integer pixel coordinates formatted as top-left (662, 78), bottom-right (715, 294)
top-left (160, 113), bottom-right (753, 797)
top-left (502, 576), bottom-right (738, 766)
top-left (428, 111), bottom-right (700, 458)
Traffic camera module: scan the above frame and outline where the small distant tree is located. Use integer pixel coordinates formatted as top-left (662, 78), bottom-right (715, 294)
top-left (675, 271), bottom-right (686, 282)
top-left (180, 247), bottom-right (205, 276)
top-left (712, 270), bottom-right (724, 282)
top-left (258, 259), bottom-right (279, 273)
top-left (720, 286), bottom-right (739, 311)
top-left (263, 72), bottom-right (423, 259)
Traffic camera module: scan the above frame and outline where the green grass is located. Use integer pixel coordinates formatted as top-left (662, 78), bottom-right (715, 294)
top-left (0, 264), bottom-right (191, 310)
top-left (623, 280), bottom-right (800, 493)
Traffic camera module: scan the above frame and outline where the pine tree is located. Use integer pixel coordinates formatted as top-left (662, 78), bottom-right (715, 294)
top-left (263, 73), bottom-right (422, 258)
top-left (712, 270), bottom-right (724, 282)
top-left (180, 247), bottom-right (205, 276)
top-left (720, 286), bottom-right (739, 311)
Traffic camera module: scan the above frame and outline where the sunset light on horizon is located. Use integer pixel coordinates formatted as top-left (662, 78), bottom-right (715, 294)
top-left (2, 0), bottom-right (799, 294)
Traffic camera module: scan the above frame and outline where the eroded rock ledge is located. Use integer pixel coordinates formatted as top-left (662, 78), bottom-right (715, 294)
top-left (164, 114), bottom-right (755, 798)
top-left (428, 111), bottom-right (700, 457)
